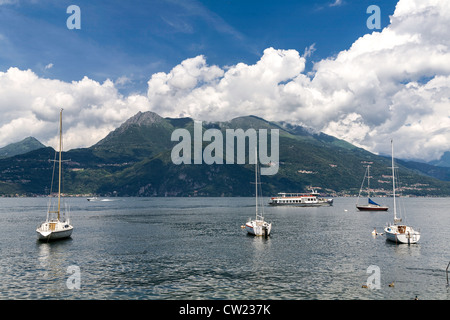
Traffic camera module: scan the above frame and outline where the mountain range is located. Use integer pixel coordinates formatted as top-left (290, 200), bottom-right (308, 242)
top-left (0, 111), bottom-right (449, 197)
top-left (429, 151), bottom-right (450, 167)
top-left (0, 137), bottom-right (45, 159)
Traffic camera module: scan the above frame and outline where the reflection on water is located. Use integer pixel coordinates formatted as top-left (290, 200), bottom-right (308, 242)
top-left (386, 240), bottom-right (422, 256)
top-left (34, 239), bottom-right (74, 298)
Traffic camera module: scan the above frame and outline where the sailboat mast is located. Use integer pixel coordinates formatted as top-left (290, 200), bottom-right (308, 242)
top-left (57, 108), bottom-right (63, 220)
top-left (255, 147), bottom-right (258, 219)
top-left (367, 165), bottom-right (371, 198)
top-left (391, 139), bottom-right (397, 222)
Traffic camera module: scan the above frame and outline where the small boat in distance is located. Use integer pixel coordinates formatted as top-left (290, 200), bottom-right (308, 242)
top-left (36, 109), bottom-right (73, 241)
top-left (245, 148), bottom-right (272, 237)
top-left (356, 198), bottom-right (388, 211)
top-left (269, 189), bottom-right (333, 207)
top-left (356, 163), bottom-right (388, 211)
top-left (87, 197), bottom-right (114, 202)
top-left (384, 139), bottom-right (420, 244)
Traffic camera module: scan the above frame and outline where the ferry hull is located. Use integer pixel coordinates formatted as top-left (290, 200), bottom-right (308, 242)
top-left (269, 199), bottom-right (333, 207)
top-left (269, 189), bottom-right (333, 207)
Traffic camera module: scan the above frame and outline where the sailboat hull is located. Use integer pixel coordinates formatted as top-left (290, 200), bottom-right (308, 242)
top-left (245, 220), bottom-right (272, 237)
top-left (384, 225), bottom-right (420, 244)
top-left (36, 221), bottom-right (73, 241)
top-left (356, 204), bottom-right (389, 211)
top-left (37, 229), bottom-right (72, 241)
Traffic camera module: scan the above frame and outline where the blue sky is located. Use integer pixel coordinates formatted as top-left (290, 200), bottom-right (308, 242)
top-left (0, 0), bottom-right (396, 93)
top-left (0, 0), bottom-right (448, 162)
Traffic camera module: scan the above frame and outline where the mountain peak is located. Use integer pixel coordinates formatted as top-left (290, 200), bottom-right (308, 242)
top-left (224, 115), bottom-right (276, 130)
top-left (93, 110), bottom-right (175, 152)
top-left (123, 111), bottom-right (164, 127)
top-left (0, 136), bottom-right (45, 159)
top-left (95, 111), bottom-right (166, 146)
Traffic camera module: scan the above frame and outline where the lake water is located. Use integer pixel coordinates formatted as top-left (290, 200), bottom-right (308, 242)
top-left (0, 196), bottom-right (450, 300)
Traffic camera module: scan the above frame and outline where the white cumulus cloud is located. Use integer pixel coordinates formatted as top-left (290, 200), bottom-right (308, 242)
top-left (144, 0), bottom-right (450, 161)
top-left (147, 48), bottom-right (305, 120)
top-left (0, 68), bottom-right (150, 150)
top-left (0, 0), bottom-right (448, 163)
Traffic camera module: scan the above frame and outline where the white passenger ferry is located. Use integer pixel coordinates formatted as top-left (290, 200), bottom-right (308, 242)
top-left (269, 189), bottom-right (333, 207)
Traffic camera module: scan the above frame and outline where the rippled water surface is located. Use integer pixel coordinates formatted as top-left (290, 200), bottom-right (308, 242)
top-left (1, 196), bottom-right (450, 299)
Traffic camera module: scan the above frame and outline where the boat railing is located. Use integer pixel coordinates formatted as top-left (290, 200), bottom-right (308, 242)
top-left (276, 193), bottom-right (318, 198)
top-left (37, 222), bottom-right (49, 231)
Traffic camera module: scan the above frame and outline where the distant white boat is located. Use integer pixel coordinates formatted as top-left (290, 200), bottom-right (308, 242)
top-left (87, 197), bottom-right (114, 202)
top-left (269, 189), bottom-right (333, 207)
top-left (245, 148), bottom-right (272, 237)
top-left (36, 109), bottom-right (73, 241)
top-left (384, 140), bottom-right (420, 244)
top-left (356, 163), bottom-right (389, 211)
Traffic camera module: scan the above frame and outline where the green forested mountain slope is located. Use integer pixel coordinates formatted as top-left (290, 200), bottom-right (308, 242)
top-left (0, 111), bottom-right (449, 196)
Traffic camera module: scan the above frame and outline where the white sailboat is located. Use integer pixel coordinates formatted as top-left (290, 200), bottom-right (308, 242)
top-left (356, 163), bottom-right (389, 211)
top-left (384, 140), bottom-right (420, 244)
top-left (36, 109), bottom-right (73, 241)
top-left (245, 148), bottom-right (272, 237)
